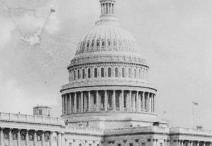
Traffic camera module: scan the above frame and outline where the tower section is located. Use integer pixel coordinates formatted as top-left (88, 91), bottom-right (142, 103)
top-left (60, 0), bottom-right (158, 129)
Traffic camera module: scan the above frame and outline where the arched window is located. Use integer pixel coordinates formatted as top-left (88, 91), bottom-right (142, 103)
top-left (88, 68), bottom-right (91, 78)
top-left (94, 68), bottom-right (98, 78)
top-left (128, 68), bottom-right (132, 78)
top-left (134, 69), bottom-right (137, 78)
top-left (108, 39), bottom-right (111, 46)
top-left (78, 70), bottom-right (81, 79)
top-left (82, 69), bottom-right (85, 79)
top-left (87, 41), bottom-right (89, 48)
top-left (139, 69), bottom-right (141, 79)
top-left (97, 40), bottom-right (100, 47)
top-left (91, 40), bottom-right (94, 47)
top-left (102, 40), bottom-right (105, 47)
top-left (101, 68), bottom-right (104, 77)
top-left (122, 68), bottom-right (125, 77)
top-left (74, 70), bottom-right (76, 80)
top-left (108, 67), bottom-right (111, 77)
top-left (115, 67), bottom-right (118, 77)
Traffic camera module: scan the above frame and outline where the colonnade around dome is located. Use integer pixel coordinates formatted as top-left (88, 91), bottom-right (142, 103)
top-left (62, 90), bottom-right (155, 115)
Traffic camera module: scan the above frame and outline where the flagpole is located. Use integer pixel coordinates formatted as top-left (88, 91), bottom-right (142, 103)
top-left (192, 101), bottom-right (199, 129)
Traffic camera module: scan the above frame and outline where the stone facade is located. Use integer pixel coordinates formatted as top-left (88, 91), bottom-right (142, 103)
top-left (0, 0), bottom-right (211, 146)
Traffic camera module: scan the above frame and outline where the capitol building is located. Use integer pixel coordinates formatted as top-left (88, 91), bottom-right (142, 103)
top-left (0, 0), bottom-right (212, 146)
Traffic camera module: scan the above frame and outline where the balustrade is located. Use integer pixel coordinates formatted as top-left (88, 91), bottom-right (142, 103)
top-left (0, 128), bottom-right (61, 146)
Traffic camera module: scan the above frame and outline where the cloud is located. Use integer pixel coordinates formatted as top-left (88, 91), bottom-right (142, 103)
top-left (0, 17), bottom-right (15, 49)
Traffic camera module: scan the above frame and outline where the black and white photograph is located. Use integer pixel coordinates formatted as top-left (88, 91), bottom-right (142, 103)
top-left (0, 0), bottom-right (211, 146)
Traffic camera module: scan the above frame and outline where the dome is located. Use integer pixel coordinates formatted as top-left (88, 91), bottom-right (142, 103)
top-left (75, 22), bottom-right (139, 55)
top-left (69, 0), bottom-right (146, 67)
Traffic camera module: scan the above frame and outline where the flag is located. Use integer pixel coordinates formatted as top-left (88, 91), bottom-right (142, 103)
top-left (192, 101), bottom-right (199, 106)
top-left (50, 8), bottom-right (56, 13)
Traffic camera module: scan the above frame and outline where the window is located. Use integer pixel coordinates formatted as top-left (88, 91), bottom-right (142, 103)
top-left (13, 133), bottom-right (17, 140)
top-left (122, 68), bottom-right (125, 77)
top-left (39, 109), bottom-right (42, 115)
top-left (91, 40), bottom-right (95, 47)
top-left (29, 134), bottom-right (33, 141)
top-left (88, 68), bottom-right (91, 78)
top-left (94, 68), bottom-right (98, 78)
top-left (21, 133), bottom-right (26, 140)
top-left (108, 39), bottom-right (111, 46)
top-left (82, 69), bottom-right (85, 79)
top-left (97, 40), bottom-right (100, 47)
top-left (134, 69), bottom-right (136, 78)
top-left (74, 71), bottom-right (76, 80)
top-left (78, 70), bottom-right (81, 79)
top-left (108, 68), bottom-right (112, 77)
top-left (139, 69), bottom-right (141, 79)
top-left (87, 41), bottom-right (90, 48)
top-left (128, 68), bottom-right (132, 78)
top-left (115, 67), bottom-right (118, 77)
top-left (101, 68), bottom-right (104, 77)
top-left (102, 40), bottom-right (105, 47)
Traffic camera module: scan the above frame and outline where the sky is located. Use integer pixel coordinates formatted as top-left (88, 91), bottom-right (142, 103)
top-left (0, 0), bottom-right (212, 129)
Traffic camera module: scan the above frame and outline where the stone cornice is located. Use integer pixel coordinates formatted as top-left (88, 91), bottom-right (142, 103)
top-left (69, 53), bottom-right (147, 68)
top-left (61, 81), bottom-right (157, 93)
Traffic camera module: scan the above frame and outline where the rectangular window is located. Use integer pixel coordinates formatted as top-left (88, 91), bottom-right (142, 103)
top-left (94, 68), bottom-right (98, 78)
top-left (83, 69), bottom-right (85, 79)
top-left (101, 68), bottom-right (104, 77)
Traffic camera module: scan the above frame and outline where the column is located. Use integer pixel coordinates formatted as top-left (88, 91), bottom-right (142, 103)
top-left (26, 130), bottom-right (29, 146)
top-left (132, 91), bottom-right (135, 112)
top-left (17, 130), bottom-right (21, 146)
top-left (0, 128), bottom-right (3, 146)
top-left (64, 95), bottom-right (67, 114)
top-left (197, 142), bottom-right (199, 146)
top-left (151, 93), bottom-right (153, 112)
top-left (74, 93), bottom-right (77, 113)
top-left (120, 90), bottom-right (124, 111)
top-left (153, 94), bottom-right (155, 112)
top-left (104, 90), bottom-right (108, 111)
top-left (9, 129), bottom-right (12, 146)
top-left (88, 91), bottom-right (91, 112)
top-left (112, 90), bottom-right (116, 111)
top-left (41, 132), bottom-right (45, 146)
top-left (142, 92), bottom-right (145, 112)
top-left (34, 131), bottom-right (37, 146)
top-left (129, 91), bottom-right (132, 112)
top-left (96, 91), bottom-right (100, 111)
top-left (80, 92), bottom-right (84, 112)
top-left (67, 94), bottom-right (70, 114)
top-left (57, 133), bottom-right (61, 146)
top-left (49, 132), bottom-right (53, 146)
top-left (137, 91), bottom-right (141, 112)
top-left (149, 93), bottom-right (152, 112)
